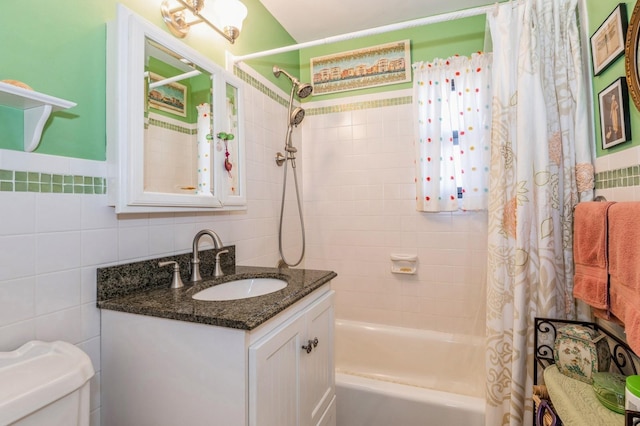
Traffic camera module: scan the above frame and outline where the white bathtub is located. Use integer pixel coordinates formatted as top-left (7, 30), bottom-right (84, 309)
top-left (335, 319), bottom-right (485, 426)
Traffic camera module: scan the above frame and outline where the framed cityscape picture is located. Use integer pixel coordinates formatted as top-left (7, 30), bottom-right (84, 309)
top-left (147, 72), bottom-right (188, 117)
top-left (310, 40), bottom-right (411, 95)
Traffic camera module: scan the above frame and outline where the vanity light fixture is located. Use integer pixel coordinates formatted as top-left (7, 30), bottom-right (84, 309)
top-left (161, 0), bottom-right (248, 44)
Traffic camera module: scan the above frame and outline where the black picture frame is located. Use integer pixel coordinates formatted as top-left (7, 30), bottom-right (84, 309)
top-left (591, 4), bottom-right (628, 76)
top-left (626, 410), bottom-right (640, 426)
top-left (599, 77), bottom-right (631, 149)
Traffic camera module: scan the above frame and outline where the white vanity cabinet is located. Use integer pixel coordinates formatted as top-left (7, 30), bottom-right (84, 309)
top-left (250, 290), bottom-right (335, 426)
top-left (100, 285), bottom-right (335, 426)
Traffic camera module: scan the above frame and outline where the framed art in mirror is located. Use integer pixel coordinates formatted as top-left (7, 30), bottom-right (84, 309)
top-left (591, 3), bottom-right (627, 76)
top-left (148, 72), bottom-right (187, 117)
top-left (598, 77), bottom-right (631, 149)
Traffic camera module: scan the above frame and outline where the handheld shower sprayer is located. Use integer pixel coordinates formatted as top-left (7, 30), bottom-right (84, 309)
top-left (273, 65), bottom-right (314, 268)
top-left (273, 65), bottom-right (313, 159)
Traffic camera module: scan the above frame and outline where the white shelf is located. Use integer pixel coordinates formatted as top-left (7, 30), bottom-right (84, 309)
top-left (0, 81), bottom-right (76, 152)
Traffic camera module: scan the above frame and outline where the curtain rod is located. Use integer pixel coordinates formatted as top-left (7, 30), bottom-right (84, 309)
top-left (230, 3), bottom-right (497, 64)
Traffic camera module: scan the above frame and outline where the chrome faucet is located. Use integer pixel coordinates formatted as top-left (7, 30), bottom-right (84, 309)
top-left (190, 229), bottom-right (226, 282)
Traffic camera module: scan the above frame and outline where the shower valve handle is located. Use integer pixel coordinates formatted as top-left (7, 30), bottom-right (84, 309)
top-left (302, 338), bottom-right (319, 354)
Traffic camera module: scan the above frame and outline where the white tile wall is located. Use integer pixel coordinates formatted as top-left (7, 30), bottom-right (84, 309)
top-left (144, 113), bottom-right (198, 193)
top-left (303, 91), bottom-right (488, 336)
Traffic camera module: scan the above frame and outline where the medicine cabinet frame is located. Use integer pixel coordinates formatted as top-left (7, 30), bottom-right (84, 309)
top-left (107, 4), bottom-right (246, 213)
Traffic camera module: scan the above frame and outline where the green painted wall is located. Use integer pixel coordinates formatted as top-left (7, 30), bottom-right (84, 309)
top-left (587, 0), bottom-right (640, 157)
top-left (3, 1), bottom-right (613, 162)
top-left (299, 15), bottom-right (487, 102)
top-left (0, 0), bottom-right (111, 159)
top-left (0, 0), bottom-right (296, 160)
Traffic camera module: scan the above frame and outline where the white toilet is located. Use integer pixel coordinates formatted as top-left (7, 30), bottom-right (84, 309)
top-left (0, 341), bottom-right (94, 426)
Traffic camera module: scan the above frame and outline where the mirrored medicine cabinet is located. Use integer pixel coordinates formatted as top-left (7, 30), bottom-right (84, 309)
top-left (107, 4), bottom-right (245, 213)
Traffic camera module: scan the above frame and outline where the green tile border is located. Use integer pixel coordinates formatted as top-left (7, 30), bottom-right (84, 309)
top-left (0, 169), bottom-right (106, 194)
top-left (147, 117), bottom-right (195, 135)
top-left (306, 96), bottom-right (413, 116)
top-left (595, 165), bottom-right (640, 189)
top-left (234, 67), bottom-right (289, 108)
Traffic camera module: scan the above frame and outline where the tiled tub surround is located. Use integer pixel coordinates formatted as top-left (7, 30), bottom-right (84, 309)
top-left (97, 247), bottom-right (337, 330)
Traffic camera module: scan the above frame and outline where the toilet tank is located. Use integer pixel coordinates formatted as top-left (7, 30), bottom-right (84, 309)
top-left (0, 341), bottom-right (94, 426)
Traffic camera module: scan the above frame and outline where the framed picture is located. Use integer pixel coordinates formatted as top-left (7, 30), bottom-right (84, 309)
top-left (591, 4), bottom-right (627, 76)
top-left (599, 77), bottom-right (631, 149)
top-left (310, 40), bottom-right (411, 95)
top-left (626, 410), bottom-right (640, 426)
top-left (147, 72), bottom-right (187, 117)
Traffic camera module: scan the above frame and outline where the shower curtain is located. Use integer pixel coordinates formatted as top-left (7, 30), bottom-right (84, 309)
top-left (485, 0), bottom-right (594, 425)
top-left (196, 103), bottom-right (212, 195)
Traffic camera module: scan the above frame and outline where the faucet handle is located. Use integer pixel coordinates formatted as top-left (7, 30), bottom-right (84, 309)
top-left (158, 261), bottom-right (185, 289)
top-left (214, 249), bottom-right (229, 278)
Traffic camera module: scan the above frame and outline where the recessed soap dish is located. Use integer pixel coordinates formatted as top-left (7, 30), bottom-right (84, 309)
top-left (390, 254), bottom-right (418, 274)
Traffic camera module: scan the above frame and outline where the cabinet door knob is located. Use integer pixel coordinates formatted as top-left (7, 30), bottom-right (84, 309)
top-left (301, 338), bottom-right (319, 354)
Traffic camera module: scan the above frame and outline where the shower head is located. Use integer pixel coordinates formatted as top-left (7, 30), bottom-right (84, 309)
top-left (273, 65), bottom-right (313, 99)
top-left (297, 83), bottom-right (313, 99)
top-left (290, 107), bottom-right (306, 126)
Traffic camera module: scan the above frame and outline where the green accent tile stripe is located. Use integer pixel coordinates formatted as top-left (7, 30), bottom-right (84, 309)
top-left (595, 165), bottom-right (640, 189)
top-left (147, 117), bottom-right (195, 135)
top-left (0, 169), bottom-right (106, 194)
top-left (306, 96), bottom-right (413, 116)
top-left (234, 67), bottom-right (290, 108)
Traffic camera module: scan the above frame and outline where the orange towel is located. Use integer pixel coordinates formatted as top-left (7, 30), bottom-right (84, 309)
top-left (608, 202), bottom-right (640, 355)
top-left (572, 201), bottom-right (615, 311)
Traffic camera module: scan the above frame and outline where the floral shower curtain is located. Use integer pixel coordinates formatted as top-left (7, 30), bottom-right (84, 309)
top-left (485, 0), bottom-right (594, 425)
top-left (413, 53), bottom-right (493, 212)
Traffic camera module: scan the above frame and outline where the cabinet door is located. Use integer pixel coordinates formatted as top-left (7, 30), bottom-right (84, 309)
top-left (249, 314), bottom-right (304, 426)
top-left (213, 73), bottom-right (246, 207)
top-left (301, 292), bottom-right (335, 426)
top-left (316, 396), bottom-right (336, 426)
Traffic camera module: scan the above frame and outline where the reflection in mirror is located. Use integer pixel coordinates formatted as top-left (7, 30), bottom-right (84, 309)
top-left (143, 38), bottom-right (213, 195)
top-left (222, 82), bottom-right (240, 197)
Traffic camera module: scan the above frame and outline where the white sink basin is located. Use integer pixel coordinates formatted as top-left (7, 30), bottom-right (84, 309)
top-left (192, 278), bottom-right (288, 301)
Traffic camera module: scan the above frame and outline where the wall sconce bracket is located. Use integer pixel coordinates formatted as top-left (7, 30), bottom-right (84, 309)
top-left (160, 0), bottom-right (246, 44)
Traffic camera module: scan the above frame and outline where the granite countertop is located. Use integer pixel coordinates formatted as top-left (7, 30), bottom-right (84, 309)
top-left (98, 263), bottom-right (337, 331)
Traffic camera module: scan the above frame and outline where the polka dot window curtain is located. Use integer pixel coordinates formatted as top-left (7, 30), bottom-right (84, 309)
top-left (413, 53), bottom-right (492, 212)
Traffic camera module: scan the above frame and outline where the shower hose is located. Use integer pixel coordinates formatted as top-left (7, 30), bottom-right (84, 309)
top-left (278, 151), bottom-right (305, 267)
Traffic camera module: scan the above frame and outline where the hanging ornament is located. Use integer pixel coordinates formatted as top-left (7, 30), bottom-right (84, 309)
top-left (217, 132), bottom-right (235, 177)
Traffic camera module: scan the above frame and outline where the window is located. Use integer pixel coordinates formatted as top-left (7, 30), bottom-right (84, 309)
top-left (413, 53), bottom-right (492, 212)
